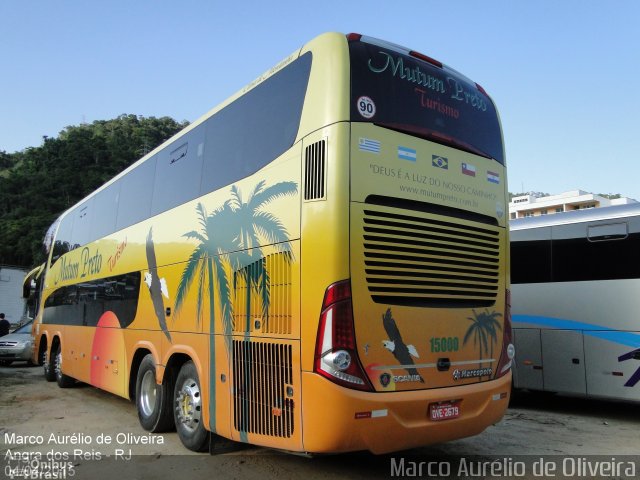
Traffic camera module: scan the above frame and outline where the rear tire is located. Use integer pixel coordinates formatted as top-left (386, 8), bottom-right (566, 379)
top-left (43, 348), bottom-right (56, 382)
top-left (54, 344), bottom-right (75, 388)
top-left (174, 361), bottom-right (208, 452)
top-left (135, 354), bottom-right (175, 433)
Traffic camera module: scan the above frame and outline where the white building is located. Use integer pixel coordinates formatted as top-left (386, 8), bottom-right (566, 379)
top-left (0, 266), bottom-right (28, 326)
top-left (509, 190), bottom-right (638, 219)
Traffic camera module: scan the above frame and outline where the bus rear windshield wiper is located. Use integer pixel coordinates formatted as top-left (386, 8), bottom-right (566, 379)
top-left (375, 122), bottom-right (493, 160)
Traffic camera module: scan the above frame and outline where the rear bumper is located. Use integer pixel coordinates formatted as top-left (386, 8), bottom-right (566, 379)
top-left (301, 370), bottom-right (511, 454)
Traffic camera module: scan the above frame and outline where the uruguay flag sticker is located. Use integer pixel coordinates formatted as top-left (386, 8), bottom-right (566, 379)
top-left (359, 138), bottom-right (381, 154)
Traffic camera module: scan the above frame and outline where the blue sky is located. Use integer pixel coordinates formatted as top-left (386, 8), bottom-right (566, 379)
top-left (2, 1), bottom-right (639, 199)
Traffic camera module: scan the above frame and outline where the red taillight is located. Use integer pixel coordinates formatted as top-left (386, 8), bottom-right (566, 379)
top-left (409, 50), bottom-right (443, 68)
top-left (314, 280), bottom-right (373, 391)
top-left (495, 289), bottom-right (515, 379)
top-left (475, 82), bottom-right (488, 96)
top-left (346, 33), bottom-right (362, 42)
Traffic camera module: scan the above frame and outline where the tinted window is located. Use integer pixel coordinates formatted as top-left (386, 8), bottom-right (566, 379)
top-left (91, 182), bottom-right (120, 241)
top-left (350, 40), bottom-right (504, 164)
top-left (511, 240), bottom-right (552, 284)
top-left (511, 232), bottom-right (640, 283)
top-left (43, 272), bottom-right (140, 328)
top-left (552, 233), bottom-right (640, 282)
top-left (51, 214), bottom-right (74, 265)
top-left (151, 125), bottom-right (205, 215)
top-left (116, 157), bottom-right (156, 230)
top-left (71, 200), bottom-right (92, 248)
top-left (200, 52), bottom-right (312, 194)
top-left (49, 53), bottom-right (311, 264)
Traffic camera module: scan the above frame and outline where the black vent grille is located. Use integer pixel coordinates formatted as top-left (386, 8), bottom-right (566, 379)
top-left (304, 140), bottom-right (326, 200)
top-left (233, 340), bottom-right (294, 438)
top-left (363, 208), bottom-right (501, 308)
top-left (233, 252), bottom-right (292, 335)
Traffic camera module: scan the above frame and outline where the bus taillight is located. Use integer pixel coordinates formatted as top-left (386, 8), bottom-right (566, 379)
top-left (314, 280), bottom-right (373, 391)
top-left (495, 289), bottom-right (515, 378)
top-left (409, 50), bottom-right (443, 68)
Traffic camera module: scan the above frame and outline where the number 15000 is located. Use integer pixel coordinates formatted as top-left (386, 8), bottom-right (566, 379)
top-left (429, 337), bottom-right (459, 353)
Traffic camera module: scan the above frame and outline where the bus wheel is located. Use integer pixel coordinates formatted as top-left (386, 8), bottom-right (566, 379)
top-left (135, 354), bottom-right (174, 433)
top-left (54, 344), bottom-right (75, 388)
top-left (174, 361), bottom-right (208, 452)
top-left (43, 348), bottom-right (56, 382)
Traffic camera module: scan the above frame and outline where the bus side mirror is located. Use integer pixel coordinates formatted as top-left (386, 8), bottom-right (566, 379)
top-left (23, 279), bottom-right (35, 299)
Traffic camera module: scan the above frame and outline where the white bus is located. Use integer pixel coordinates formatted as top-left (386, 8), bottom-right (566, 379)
top-left (510, 203), bottom-right (640, 401)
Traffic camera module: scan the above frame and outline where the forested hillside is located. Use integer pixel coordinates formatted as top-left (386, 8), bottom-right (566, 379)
top-left (0, 115), bottom-right (188, 268)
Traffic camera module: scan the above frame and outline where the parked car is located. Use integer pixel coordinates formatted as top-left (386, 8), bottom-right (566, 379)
top-left (0, 321), bottom-right (34, 366)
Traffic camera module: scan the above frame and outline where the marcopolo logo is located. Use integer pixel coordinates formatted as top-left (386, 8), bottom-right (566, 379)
top-left (453, 367), bottom-right (493, 381)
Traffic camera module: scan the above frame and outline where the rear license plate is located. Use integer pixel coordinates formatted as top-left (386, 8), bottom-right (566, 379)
top-left (429, 401), bottom-right (461, 421)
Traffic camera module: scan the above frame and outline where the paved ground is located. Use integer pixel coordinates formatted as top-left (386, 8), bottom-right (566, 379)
top-left (1, 363), bottom-right (639, 479)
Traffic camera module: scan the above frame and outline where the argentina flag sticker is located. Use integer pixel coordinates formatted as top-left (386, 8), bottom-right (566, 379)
top-left (398, 146), bottom-right (417, 162)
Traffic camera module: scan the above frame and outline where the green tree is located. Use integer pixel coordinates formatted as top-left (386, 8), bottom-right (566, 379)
top-left (0, 115), bottom-right (188, 267)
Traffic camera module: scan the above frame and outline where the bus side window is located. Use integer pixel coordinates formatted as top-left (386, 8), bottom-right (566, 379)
top-left (587, 222), bottom-right (628, 242)
top-left (510, 240), bottom-right (552, 284)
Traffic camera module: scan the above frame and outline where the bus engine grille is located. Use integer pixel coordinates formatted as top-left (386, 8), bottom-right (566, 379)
top-left (232, 340), bottom-right (294, 438)
top-left (362, 208), bottom-right (501, 308)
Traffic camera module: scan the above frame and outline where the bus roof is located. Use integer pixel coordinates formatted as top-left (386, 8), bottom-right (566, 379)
top-left (510, 203), bottom-right (640, 231)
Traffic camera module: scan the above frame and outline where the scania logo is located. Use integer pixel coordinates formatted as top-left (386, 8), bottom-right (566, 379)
top-left (380, 373), bottom-right (391, 387)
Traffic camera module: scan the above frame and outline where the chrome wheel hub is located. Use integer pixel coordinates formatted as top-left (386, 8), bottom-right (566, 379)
top-left (140, 370), bottom-right (157, 417)
top-left (44, 351), bottom-right (50, 375)
top-left (175, 378), bottom-right (201, 432)
top-left (54, 351), bottom-right (62, 379)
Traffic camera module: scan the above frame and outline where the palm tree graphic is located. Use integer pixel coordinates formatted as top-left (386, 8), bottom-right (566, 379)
top-left (463, 309), bottom-right (502, 377)
top-left (174, 202), bottom-right (234, 435)
top-left (227, 180), bottom-right (297, 333)
top-left (174, 180), bottom-right (297, 437)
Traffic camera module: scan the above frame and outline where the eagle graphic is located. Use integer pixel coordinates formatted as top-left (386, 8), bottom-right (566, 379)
top-left (145, 228), bottom-right (171, 342)
top-left (381, 308), bottom-right (423, 382)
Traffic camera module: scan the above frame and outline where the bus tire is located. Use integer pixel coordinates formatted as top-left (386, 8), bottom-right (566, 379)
top-left (54, 344), bottom-right (75, 388)
top-left (174, 361), bottom-right (208, 452)
top-left (43, 347), bottom-right (55, 382)
top-left (135, 354), bottom-right (175, 433)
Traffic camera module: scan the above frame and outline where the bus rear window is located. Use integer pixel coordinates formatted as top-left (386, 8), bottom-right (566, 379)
top-left (349, 40), bottom-right (504, 165)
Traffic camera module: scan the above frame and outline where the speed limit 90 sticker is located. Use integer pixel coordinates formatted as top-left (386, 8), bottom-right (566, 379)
top-left (357, 96), bottom-right (376, 119)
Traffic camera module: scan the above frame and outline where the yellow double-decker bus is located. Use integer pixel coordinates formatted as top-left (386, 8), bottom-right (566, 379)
top-left (32, 32), bottom-right (512, 454)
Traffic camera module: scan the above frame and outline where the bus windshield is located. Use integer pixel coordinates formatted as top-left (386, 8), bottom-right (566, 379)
top-left (349, 38), bottom-right (505, 165)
